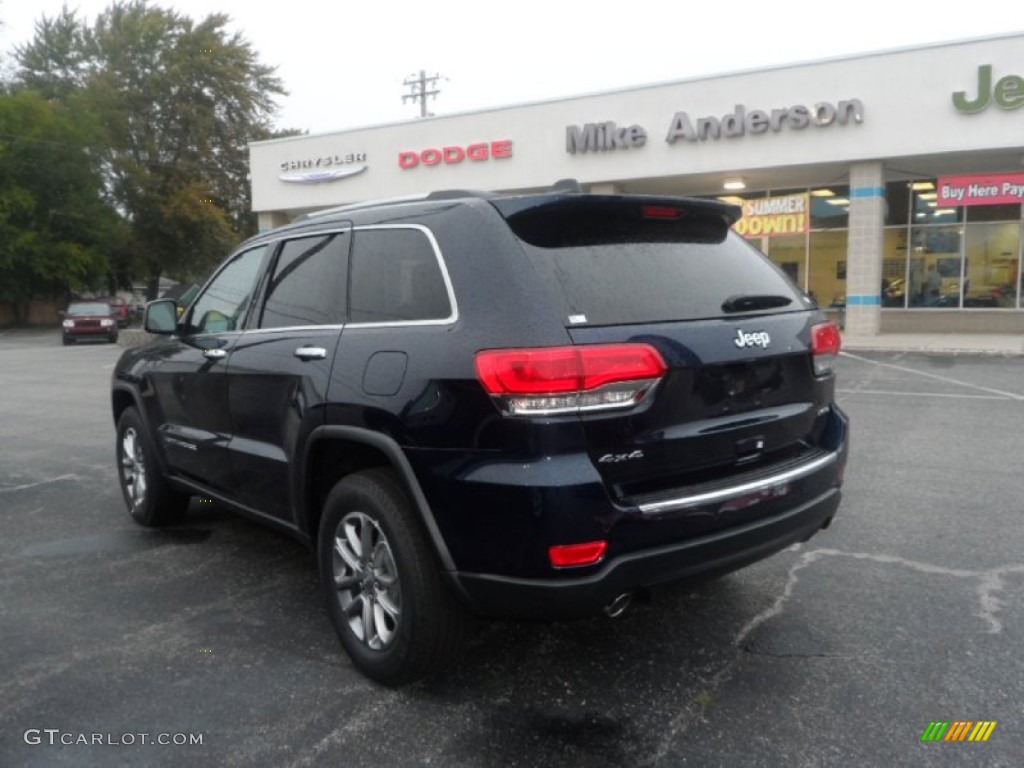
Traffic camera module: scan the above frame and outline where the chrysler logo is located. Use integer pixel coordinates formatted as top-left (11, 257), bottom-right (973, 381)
top-left (734, 329), bottom-right (771, 349)
top-left (278, 165), bottom-right (368, 184)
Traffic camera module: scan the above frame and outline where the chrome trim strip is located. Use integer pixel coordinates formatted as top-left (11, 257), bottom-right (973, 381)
top-left (240, 325), bottom-right (345, 335)
top-left (192, 222), bottom-right (459, 334)
top-left (638, 451), bottom-right (838, 515)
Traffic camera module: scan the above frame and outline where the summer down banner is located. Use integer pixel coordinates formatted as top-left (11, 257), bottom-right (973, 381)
top-left (733, 193), bottom-right (810, 238)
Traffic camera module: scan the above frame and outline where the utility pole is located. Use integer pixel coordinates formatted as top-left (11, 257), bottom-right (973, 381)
top-left (402, 70), bottom-right (442, 118)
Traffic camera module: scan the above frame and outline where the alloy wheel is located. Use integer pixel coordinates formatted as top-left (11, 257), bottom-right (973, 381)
top-left (331, 511), bottom-right (402, 650)
top-left (120, 427), bottom-right (147, 512)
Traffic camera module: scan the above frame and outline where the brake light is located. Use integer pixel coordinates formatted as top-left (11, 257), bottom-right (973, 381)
top-left (475, 344), bottom-right (666, 416)
top-left (811, 322), bottom-right (841, 375)
top-left (641, 205), bottom-right (682, 220)
top-left (549, 540), bottom-right (607, 568)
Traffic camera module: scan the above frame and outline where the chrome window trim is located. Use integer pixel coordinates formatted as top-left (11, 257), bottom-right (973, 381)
top-left (637, 451), bottom-right (838, 516)
top-left (240, 325), bottom-right (345, 335)
top-left (194, 223), bottom-right (458, 336)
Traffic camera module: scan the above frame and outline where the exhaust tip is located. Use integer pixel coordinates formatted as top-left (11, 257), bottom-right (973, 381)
top-left (603, 591), bottom-right (634, 618)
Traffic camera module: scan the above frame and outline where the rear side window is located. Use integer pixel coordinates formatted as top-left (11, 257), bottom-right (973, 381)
top-left (349, 228), bottom-right (452, 324)
top-left (496, 197), bottom-right (808, 326)
top-left (260, 232), bottom-right (348, 329)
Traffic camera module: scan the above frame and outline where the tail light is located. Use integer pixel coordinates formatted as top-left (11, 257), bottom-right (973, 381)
top-left (811, 322), bottom-right (841, 376)
top-left (475, 343), bottom-right (666, 416)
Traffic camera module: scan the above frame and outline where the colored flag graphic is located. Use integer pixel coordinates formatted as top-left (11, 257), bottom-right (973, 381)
top-left (920, 721), bottom-right (997, 742)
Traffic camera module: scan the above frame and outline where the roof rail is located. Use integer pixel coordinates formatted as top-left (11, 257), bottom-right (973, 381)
top-left (292, 180), bottom-right (582, 223)
top-left (294, 193), bottom-right (431, 221)
top-left (425, 188), bottom-right (496, 201)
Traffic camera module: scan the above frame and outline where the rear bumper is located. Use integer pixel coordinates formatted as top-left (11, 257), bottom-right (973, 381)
top-left (451, 485), bottom-right (840, 619)
top-left (413, 404), bottom-right (848, 618)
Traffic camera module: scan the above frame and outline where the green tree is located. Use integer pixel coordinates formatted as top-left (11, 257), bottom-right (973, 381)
top-left (11, 7), bottom-right (90, 100)
top-left (15, 1), bottom-right (286, 297)
top-left (0, 90), bottom-right (121, 321)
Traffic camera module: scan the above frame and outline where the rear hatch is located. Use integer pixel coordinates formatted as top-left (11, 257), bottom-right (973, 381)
top-left (490, 194), bottom-right (839, 519)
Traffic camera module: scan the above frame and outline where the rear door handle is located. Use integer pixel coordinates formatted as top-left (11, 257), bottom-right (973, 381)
top-left (294, 346), bottom-right (327, 361)
top-left (202, 348), bottom-right (228, 361)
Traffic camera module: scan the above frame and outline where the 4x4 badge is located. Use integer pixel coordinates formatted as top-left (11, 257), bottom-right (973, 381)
top-left (734, 329), bottom-right (771, 349)
top-left (598, 450), bottom-right (645, 464)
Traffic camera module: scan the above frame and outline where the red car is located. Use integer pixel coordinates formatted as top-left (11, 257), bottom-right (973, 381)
top-left (62, 301), bottom-right (119, 345)
top-left (94, 296), bottom-right (131, 327)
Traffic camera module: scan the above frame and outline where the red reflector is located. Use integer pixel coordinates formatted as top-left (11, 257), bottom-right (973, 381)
top-left (811, 322), bottom-right (841, 356)
top-left (641, 205), bottom-right (681, 220)
top-left (549, 540), bottom-right (607, 568)
top-left (475, 344), bottom-right (666, 395)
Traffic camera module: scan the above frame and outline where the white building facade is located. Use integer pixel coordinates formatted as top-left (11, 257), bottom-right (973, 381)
top-left (250, 34), bottom-right (1024, 335)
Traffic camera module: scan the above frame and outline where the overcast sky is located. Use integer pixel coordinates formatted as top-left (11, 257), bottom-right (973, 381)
top-left (1, 1), bottom-right (1021, 135)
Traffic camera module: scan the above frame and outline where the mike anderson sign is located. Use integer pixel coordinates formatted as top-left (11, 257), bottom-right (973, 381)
top-left (566, 99), bottom-right (863, 153)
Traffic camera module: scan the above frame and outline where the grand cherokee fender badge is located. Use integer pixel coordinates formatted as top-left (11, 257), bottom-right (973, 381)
top-left (734, 329), bottom-right (771, 349)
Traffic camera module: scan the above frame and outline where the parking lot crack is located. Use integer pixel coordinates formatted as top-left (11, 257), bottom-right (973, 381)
top-left (282, 694), bottom-right (394, 768)
top-left (738, 548), bottom-right (1024, 643)
top-left (647, 547), bottom-right (1024, 764)
top-left (0, 473), bottom-right (81, 492)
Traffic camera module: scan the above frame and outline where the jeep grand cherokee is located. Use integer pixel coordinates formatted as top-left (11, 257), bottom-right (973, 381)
top-left (112, 185), bottom-right (848, 685)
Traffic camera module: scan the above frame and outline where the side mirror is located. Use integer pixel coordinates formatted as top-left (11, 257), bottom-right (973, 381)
top-left (144, 299), bottom-right (180, 334)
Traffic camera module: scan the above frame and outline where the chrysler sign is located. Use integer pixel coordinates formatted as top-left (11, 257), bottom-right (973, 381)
top-left (278, 152), bottom-right (368, 184)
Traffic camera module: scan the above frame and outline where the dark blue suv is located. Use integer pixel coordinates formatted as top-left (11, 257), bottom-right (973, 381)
top-left (112, 186), bottom-right (848, 685)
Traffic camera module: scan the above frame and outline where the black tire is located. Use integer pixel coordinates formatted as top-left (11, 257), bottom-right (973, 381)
top-left (108, 333), bottom-right (119, 344)
top-left (115, 407), bottom-right (190, 526)
top-left (62, 335), bottom-right (73, 346)
top-left (318, 468), bottom-right (470, 686)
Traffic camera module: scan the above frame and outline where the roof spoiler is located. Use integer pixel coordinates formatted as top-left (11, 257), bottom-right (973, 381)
top-left (551, 178), bottom-right (583, 194)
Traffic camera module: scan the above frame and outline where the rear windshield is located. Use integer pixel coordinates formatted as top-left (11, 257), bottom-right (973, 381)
top-left (494, 197), bottom-right (809, 326)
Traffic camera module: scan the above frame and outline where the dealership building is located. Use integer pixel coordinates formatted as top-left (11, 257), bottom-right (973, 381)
top-left (249, 33), bottom-right (1024, 337)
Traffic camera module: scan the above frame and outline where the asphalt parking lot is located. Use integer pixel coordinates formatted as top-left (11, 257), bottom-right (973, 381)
top-left (1, 327), bottom-right (1021, 767)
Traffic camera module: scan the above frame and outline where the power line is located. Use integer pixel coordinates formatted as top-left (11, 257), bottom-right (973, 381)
top-left (401, 70), bottom-right (443, 118)
top-left (0, 132), bottom-right (247, 175)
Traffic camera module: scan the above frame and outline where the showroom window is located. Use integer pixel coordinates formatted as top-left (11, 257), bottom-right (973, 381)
top-left (807, 231), bottom-right (848, 309)
top-left (886, 180), bottom-right (1021, 309)
top-left (720, 179), bottom-right (1022, 311)
top-left (720, 186), bottom-right (849, 308)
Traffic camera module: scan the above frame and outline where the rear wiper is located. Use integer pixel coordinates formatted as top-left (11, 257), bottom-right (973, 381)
top-left (721, 294), bottom-right (793, 313)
